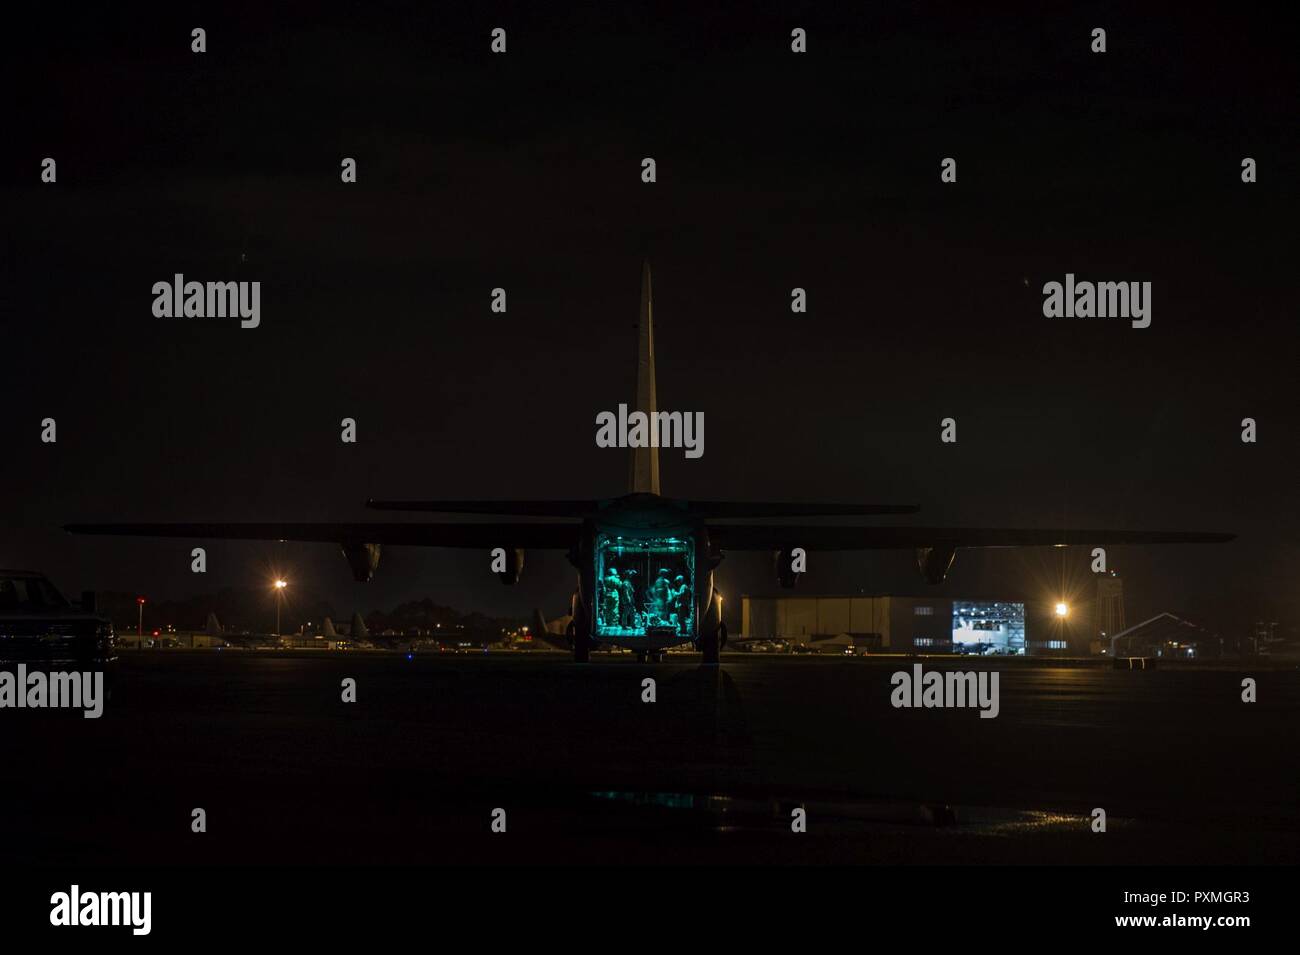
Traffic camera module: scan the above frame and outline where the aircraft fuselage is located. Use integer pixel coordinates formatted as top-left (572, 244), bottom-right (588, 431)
top-left (569, 494), bottom-right (722, 653)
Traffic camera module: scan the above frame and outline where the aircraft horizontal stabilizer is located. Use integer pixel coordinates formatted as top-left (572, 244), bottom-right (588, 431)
top-left (365, 499), bottom-right (919, 518)
top-left (366, 500), bottom-right (600, 516)
top-left (685, 501), bottom-right (919, 518)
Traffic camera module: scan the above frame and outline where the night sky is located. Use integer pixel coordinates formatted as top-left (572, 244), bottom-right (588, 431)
top-left (3, 3), bottom-right (1296, 635)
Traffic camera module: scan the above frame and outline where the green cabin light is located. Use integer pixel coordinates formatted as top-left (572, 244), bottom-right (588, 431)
top-left (593, 533), bottom-right (696, 641)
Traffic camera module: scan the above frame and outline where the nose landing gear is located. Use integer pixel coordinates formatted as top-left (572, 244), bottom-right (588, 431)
top-left (700, 621), bottom-right (724, 666)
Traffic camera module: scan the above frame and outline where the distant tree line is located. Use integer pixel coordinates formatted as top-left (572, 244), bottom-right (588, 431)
top-left (97, 589), bottom-right (519, 638)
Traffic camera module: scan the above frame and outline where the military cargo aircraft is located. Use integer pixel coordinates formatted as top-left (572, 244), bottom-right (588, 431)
top-left (68, 263), bottom-right (1233, 663)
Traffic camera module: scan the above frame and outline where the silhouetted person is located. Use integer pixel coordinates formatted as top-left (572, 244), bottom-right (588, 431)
top-left (602, 568), bottom-right (622, 627)
top-left (619, 569), bottom-right (637, 629)
top-left (650, 568), bottom-right (672, 622)
top-left (673, 575), bottom-right (690, 633)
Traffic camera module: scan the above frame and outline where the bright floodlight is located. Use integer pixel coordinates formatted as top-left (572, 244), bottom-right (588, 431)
top-left (1054, 601), bottom-right (1069, 617)
top-left (274, 579), bottom-right (287, 590)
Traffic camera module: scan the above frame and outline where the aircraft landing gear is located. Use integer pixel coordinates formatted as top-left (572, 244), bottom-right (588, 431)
top-left (700, 623), bottom-right (721, 666)
top-left (568, 619), bottom-right (590, 663)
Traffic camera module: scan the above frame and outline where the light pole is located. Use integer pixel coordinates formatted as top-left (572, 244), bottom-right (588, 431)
top-left (1054, 601), bottom-right (1069, 651)
top-left (274, 579), bottom-right (287, 636)
top-left (136, 596), bottom-right (146, 636)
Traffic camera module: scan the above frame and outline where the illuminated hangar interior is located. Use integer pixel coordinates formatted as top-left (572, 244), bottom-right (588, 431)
top-left (952, 600), bottom-right (1026, 654)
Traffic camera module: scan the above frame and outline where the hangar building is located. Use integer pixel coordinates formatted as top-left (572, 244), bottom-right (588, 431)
top-left (740, 594), bottom-right (1045, 655)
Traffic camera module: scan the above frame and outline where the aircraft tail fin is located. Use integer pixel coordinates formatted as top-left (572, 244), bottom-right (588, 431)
top-left (531, 608), bottom-right (573, 650)
top-left (628, 259), bottom-right (660, 495)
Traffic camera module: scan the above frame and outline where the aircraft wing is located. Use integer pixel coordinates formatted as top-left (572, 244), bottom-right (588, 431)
top-left (706, 525), bottom-right (1236, 550)
top-left (64, 522), bottom-right (581, 548)
top-left (366, 499), bottom-right (919, 518)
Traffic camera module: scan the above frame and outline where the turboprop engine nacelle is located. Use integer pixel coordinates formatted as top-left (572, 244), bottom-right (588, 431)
top-left (341, 542), bottom-right (382, 582)
top-left (496, 547), bottom-right (525, 585)
top-left (916, 545), bottom-right (957, 585)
